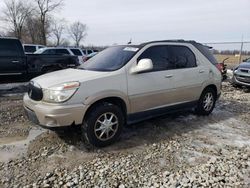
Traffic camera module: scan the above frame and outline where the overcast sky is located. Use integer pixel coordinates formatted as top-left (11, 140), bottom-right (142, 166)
top-left (0, 0), bottom-right (250, 49)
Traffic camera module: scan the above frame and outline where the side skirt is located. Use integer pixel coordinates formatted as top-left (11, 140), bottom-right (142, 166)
top-left (127, 101), bottom-right (198, 125)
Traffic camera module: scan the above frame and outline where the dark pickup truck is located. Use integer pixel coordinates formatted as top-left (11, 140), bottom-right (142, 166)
top-left (0, 38), bottom-right (79, 77)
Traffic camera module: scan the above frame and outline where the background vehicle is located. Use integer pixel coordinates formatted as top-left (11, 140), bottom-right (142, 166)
top-left (232, 58), bottom-right (250, 87)
top-left (83, 52), bottom-right (98, 62)
top-left (82, 49), bottom-right (98, 56)
top-left (0, 38), bottom-right (80, 78)
top-left (24, 40), bottom-right (222, 147)
top-left (23, 44), bottom-right (45, 54)
top-left (35, 47), bottom-right (85, 64)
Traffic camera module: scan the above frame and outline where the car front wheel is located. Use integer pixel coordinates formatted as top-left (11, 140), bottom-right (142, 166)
top-left (81, 103), bottom-right (124, 147)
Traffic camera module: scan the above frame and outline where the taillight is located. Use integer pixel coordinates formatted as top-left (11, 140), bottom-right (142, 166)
top-left (216, 63), bottom-right (223, 72)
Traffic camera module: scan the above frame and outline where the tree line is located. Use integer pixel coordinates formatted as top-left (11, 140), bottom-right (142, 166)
top-left (212, 49), bottom-right (250, 55)
top-left (0, 0), bottom-right (87, 47)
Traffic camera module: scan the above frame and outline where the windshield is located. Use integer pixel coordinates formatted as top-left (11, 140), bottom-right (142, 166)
top-left (246, 58), bottom-right (250, 63)
top-left (78, 46), bottom-right (139, 71)
top-left (34, 48), bottom-right (46, 54)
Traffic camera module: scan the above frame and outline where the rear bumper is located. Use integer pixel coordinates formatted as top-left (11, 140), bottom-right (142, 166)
top-left (23, 94), bottom-right (87, 127)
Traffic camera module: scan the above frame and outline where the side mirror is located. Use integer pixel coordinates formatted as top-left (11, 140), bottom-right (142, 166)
top-left (130, 58), bottom-right (153, 74)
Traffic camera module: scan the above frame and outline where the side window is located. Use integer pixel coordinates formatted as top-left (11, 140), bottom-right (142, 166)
top-left (70, 49), bottom-right (82, 56)
top-left (138, 46), bottom-right (169, 72)
top-left (24, 46), bottom-right (36, 53)
top-left (42, 49), bottom-right (55, 54)
top-left (87, 50), bottom-right (93, 55)
top-left (167, 46), bottom-right (196, 69)
top-left (0, 39), bottom-right (21, 56)
top-left (55, 49), bottom-right (70, 55)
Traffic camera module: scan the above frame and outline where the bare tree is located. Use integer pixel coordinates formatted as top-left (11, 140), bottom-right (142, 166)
top-left (34, 0), bottom-right (63, 45)
top-left (69, 21), bottom-right (87, 47)
top-left (2, 0), bottom-right (33, 40)
top-left (52, 19), bottom-right (66, 46)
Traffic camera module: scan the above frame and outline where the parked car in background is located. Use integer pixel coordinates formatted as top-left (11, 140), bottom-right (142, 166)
top-left (82, 49), bottom-right (98, 56)
top-left (23, 44), bottom-right (45, 54)
top-left (35, 47), bottom-right (85, 64)
top-left (0, 38), bottom-right (79, 78)
top-left (24, 40), bottom-right (222, 147)
top-left (83, 52), bottom-right (98, 62)
top-left (232, 58), bottom-right (250, 87)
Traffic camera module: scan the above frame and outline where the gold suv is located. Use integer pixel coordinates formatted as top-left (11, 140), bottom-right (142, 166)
top-left (24, 40), bottom-right (222, 147)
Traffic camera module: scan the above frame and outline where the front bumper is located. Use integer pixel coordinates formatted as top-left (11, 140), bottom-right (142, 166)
top-left (232, 74), bottom-right (250, 87)
top-left (23, 94), bottom-right (87, 127)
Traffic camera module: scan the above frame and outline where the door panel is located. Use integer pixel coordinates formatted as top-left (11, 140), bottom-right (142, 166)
top-left (0, 56), bottom-right (26, 74)
top-left (127, 70), bottom-right (175, 113)
top-left (171, 66), bottom-right (208, 102)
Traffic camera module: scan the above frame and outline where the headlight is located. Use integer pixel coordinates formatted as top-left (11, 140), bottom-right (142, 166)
top-left (43, 82), bottom-right (80, 103)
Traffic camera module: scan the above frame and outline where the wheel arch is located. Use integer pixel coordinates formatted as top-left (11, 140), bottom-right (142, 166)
top-left (202, 84), bottom-right (218, 100)
top-left (83, 96), bottom-right (128, 123)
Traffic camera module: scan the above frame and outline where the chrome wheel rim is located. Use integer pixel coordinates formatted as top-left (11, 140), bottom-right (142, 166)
top-left (94, 113), bottom-right (119, 141)
top-left (203, 92), bottom-right (214, 111)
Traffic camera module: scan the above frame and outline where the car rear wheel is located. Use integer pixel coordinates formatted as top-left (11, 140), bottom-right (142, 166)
top-left (196, 88), bottom-right (216, 115)
top-left (81, 103), bottom-right (124, 147)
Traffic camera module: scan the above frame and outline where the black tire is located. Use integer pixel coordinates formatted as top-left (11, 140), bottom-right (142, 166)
top-left (81, 103), bottom-right (124, 147)
top-left (196, 88), bottom-right (216, 116)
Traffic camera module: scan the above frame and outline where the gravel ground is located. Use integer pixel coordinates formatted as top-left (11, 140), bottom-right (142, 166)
top-left (0, 81), bottom-right (249, 187)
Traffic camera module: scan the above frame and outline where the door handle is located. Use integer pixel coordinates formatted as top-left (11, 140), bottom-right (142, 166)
top-left (11, 60), bottom-right (19, 63)
top-left (165, 75), bottom-right (173, 78)
top-left (199, 70), bottom-right (205, 73)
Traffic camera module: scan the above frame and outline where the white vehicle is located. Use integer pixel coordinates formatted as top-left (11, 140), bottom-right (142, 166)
top-left (24, 40), bottom-right (222, 147)
top-left (23, 44), bottom-right (45, 54)
top-left (82, 49), bottom-right (98, 56)
top-left (34, 47), bottom-right (86, 64)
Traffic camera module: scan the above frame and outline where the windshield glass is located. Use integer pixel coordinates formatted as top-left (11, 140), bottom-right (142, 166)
top-left (34, 48), bottom-right (46, 54)
top-left (246, 58), bottom-right (250, 62)
top-left (78, 46), bottom-right (139, 71)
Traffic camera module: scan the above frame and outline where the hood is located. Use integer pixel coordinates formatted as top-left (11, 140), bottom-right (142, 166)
top-left (32, 68), bottom-right (109, 88)
top-left (238, 62), bottom-right (250, 69)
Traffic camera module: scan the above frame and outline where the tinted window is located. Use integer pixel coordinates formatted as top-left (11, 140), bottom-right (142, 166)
top-left (42, 49), bottom-right (55, 55)
top-left (87, 50), bottom-right (93, 54)
top-left (0, 39), bottom-right (21, 56)
top-left (79, 46), bottom-right (138, 71)
top-left (55, 49), bottom-right (70, 55)
top-left (24, 46), bottom-right (36, 53)
top-left (38, 46), bottom-right (44, 49)
top-left (167, 46), bottom-right (196, 69)
top-left (70, 49), bottom-right (82, 56)
top-left (138, 45), bottom-right (196, 71)
top-left (138, 46), bottom-right (169, 71)
top-left (195, 43), bottom-right (218, 65)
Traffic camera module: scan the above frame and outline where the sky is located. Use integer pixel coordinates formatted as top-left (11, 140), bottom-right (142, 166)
top-left (0, 0), bottom-right (250, 49)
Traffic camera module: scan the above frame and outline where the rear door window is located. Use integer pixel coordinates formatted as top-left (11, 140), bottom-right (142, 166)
top-left (70, 49), bottom-right (82, 56)
top-left (166, 46), bottom-right (196, 69)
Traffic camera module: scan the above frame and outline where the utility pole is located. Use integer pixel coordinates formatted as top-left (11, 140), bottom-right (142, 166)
top-left (239, 35), bottom-right (244, 64)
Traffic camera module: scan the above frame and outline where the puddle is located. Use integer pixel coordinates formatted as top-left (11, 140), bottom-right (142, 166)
top-left (0, 128), bottom-right (45, 162)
